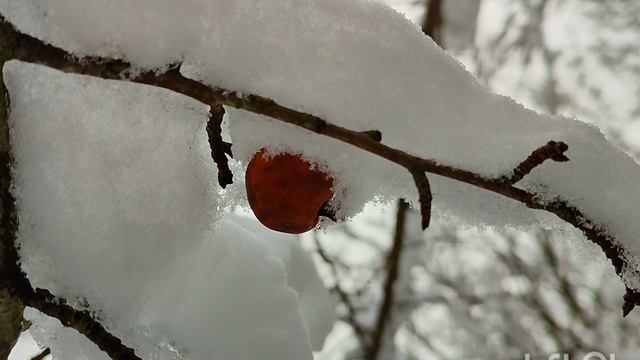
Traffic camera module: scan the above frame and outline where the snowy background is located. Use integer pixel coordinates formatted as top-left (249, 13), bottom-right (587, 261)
top-left (6, 0), bottom-right (640, 359)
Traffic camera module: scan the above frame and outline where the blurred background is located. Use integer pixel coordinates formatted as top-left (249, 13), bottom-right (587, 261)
top-left (308, 0), bottom-right (640, 359)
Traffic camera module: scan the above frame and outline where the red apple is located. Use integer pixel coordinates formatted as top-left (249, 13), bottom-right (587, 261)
top-left (246, 148), bottom-right (334, 234)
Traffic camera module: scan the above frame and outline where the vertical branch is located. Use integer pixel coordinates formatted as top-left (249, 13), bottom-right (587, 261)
top-left (206, 104), bottom-right (233, 188)
top-left (422, 0), bottom-right (444, 45)
top-left (0, 17), bottom-right (25, 360)
top-left (411, 169), bottom-right (432, 230)
top-left (367, 199), bottom-right (409, 360)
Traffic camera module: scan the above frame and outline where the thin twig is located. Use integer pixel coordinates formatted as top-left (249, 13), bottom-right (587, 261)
top-left (367, 199), bottom-right (409, 360)
top-left (206, 104), bottom-right (233, 188)
top-left (410, 169), bottom-right (432, 230)
top-left (500, 140), bottom-right (569, 184)
top-left (31, 347), bottom-right (51, 360)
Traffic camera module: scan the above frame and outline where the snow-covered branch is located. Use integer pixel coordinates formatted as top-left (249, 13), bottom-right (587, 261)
top-left (15, 286), bottom-right (140, 360)
top-left (0, 16), bottom-right (141, 360)
top-left (500, 140), bottom-right (569, 185)
top-left (1, 15), bottom-right (639, 319)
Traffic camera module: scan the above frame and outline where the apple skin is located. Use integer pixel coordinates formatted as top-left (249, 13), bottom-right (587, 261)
top-left (245, 148), bottom-right (334, 234)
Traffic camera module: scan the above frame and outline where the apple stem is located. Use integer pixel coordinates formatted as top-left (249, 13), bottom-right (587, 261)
top-left (319, 202), bottom-right (337, 221)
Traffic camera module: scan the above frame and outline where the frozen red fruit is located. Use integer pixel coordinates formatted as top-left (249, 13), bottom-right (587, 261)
top-left (246, 148), bottom-right (334, 234)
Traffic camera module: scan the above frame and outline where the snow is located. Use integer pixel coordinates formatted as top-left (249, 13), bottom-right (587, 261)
top-left (4, 61), bottom-right (333, 359)
top-left (3, 0), bottom-right (640, 356)
top-left (26, 307), bottom-right (108, 360)
top-left (8, 331), bottom-right (46, 360)
top-left (229, 216), bottom-right (336, 350)
top-left (5, 60), bottom-right (217, 309)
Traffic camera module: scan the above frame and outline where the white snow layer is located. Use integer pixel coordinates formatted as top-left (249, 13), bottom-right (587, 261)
top-left (5, 61), bottom-right (333, 360)
top-left (3, 0), bottom-right (640, 349)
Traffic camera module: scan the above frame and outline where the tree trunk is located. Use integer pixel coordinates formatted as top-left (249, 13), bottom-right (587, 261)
top-left (0, 17), bottom-right (25, 360)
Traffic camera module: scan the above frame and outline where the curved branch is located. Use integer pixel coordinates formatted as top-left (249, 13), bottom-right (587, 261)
top-left (410, 169), bottom-right (432, 230)
top-left (1, 16), bottom-right (637, 318)
top-left (500, 140), bottom-right (569, 185)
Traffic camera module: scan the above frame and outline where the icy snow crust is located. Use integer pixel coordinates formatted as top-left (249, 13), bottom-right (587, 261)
top-left (3, 0), bottom-right (640, 354)
top-left (5, 62), bottom-right (333, 360)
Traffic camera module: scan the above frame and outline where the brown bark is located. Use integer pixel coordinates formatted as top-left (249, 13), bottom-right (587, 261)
top-left (422, 0), bottom-right (444, 45)
top-left (0, 289), bottom-right (23, 359)
top-left (0, 16), bottom-right (24, 360)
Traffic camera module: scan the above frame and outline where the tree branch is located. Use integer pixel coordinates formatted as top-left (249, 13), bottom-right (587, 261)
top-left (500, 140), bottom-right (569, 184)
top-left (12, 285), bottom-right (140, 360)
top-left (422, 0), bottom-right (444, 45)
top-left (31, 347), bottom-right (51, 360)
top-left (206, 104), bottom-right (233, 188)
top-left (360, 130), bottom-right (382, 142)
top-left (367, 199), bottom-right (409, 360)
top-left (1, 13), bottom-right (638, 323)
top-left (410, 169), bottom-right (432, 230)
top-left (0, 17), bottom-right (26, 360)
